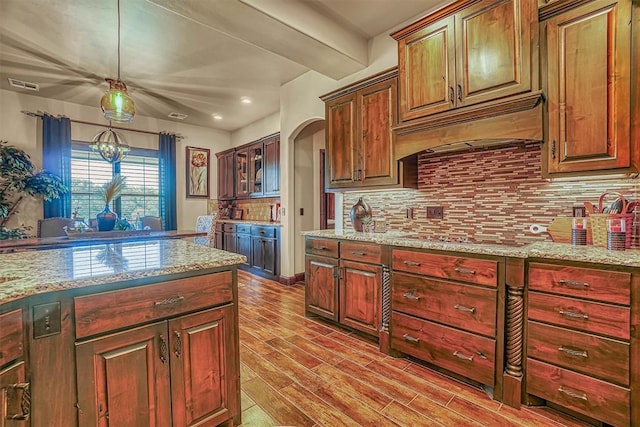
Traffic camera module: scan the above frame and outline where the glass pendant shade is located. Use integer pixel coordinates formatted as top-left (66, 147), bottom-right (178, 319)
top-left (91, 128), bottom-right (131, 163)
top-left (100, 78), bottom-right (135, 123)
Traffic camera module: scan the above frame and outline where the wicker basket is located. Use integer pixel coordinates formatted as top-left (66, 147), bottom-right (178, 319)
top-left (587, 192), bottom-right (634, 248)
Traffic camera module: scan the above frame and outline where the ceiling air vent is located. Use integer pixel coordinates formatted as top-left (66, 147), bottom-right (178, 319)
top-left (168, 112), bottom-right (188, 120)
top-left (8, 78), bottom-right (39, 92)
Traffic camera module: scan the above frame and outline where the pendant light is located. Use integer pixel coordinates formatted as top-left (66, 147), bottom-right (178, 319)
top-left (100, 0), bottom-right (135, 122)
top-left (91, 122), bottom-right (131, 163)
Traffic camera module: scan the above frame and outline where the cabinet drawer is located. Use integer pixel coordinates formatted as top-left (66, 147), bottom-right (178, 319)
top-left (527, 321), bottom-right (629, 386)
top-left (527, 359), bottom-right (629, 427)
top-left (223, 223), bottom-right (236, 232)
top-left (341, 241), bottom-right (381, 264)
top-left (251, 225), bottom-right (276, 238)
top-left (528, 292), bottom-right (630, 340)
top-left (528, 262), bottom-right (630, 305)
top-left (305, 238), bottom-right (339, 258)
top-left (214, 222), bottom-right (224, 232)
top-left (391, 311), bottom-right (495, 385)
top-left (392, 249), bottom-right (498, 287)
top-left (236, 224), bottom-right (251, 234)
top-left (75, 272), bottom-right (233, 339)
top-left (0, 309), bottom-right (23, 366)
top-left (393, 272), bottom-right (496, 337)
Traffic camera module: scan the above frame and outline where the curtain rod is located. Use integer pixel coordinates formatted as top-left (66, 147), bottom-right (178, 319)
top-left (21, 110), bottom-right (184, 140)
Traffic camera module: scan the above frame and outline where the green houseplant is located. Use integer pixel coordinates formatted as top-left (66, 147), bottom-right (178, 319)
top-left (96, 175), bottom-right (126, 232)
top-left (0, 141), bottom-right (68, 239)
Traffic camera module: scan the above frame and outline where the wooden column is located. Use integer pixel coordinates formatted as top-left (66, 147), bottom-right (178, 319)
top-left (502, 258), bottom-right (525, 408)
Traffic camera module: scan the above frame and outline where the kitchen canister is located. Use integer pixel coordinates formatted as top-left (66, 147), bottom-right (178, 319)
top-left (349, 197), bottom-right (372, 232)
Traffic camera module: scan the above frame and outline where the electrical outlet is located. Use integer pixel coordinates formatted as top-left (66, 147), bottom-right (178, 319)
top-left (300, 208), bottom-right (304, 216)
top-left (33, 302), bottom-right (61, 339)
top-left (406, 207), bottom-right (414, 219)
top-left (572, 206), bottom-right (586, 217)
top-left (426, 206), bottom-right (444, 219)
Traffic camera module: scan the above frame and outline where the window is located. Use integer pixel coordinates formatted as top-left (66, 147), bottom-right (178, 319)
top-left (71, 142), bottom-right (160, 223)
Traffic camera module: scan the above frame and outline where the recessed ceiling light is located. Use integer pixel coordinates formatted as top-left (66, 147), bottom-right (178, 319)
top-left (240, 96), bottom-right (252, 104)
top-left (212, 114), bottom-right (223, 120)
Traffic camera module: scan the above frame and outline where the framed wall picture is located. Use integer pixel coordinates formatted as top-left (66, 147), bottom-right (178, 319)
top-left (233, 208), bottom-right (244, 220)
top-left (186, 146), bottom-right (210, 198)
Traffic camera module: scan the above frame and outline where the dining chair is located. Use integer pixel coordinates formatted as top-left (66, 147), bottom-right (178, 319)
top-left (37, 217), bottom-right (77, 238)
top-left (140, 216), bottom-right (163, 231)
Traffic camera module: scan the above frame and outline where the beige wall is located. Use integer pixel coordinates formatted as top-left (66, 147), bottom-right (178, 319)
top-left (230, 112), bottom-right (280, 147)
top-left (0, 89), bottom-right (232, 232)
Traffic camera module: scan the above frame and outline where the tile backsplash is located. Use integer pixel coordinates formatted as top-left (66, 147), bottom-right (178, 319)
top-left (343, 143), bottom-right (639, 246)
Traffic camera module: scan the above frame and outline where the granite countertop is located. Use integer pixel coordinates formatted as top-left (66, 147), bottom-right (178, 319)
top-left (302, 229), bottom-right (640, 267)
top-left (216, 219), bottom-right (282, 226)
top-left (0, 238), bottom-right (246, 305)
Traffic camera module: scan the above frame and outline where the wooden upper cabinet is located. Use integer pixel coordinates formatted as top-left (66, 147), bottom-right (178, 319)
top-left (216, 150), bottom-right (235, 200)
top-left (326, 92), bottom-right (357, 187)
top-left (263, 135), bottom-right (280, 195)
top-left (248, 142), bottom-right (264, 196)
top-left (544, 0), bottom-right (631, 174)
top-left (235, 147), bottom-right (249, 198)
top-left (393, 0), bottom-right (535, 122)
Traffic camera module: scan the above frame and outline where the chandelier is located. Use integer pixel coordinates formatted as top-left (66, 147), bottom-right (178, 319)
top-left (100, 0), bottom-right (135, 122)
top-left (91, 124), bottom-right (131, 163)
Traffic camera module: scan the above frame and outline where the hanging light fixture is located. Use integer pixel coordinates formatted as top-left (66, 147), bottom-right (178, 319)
top-left (100, 0), bottom-right (135, 122)
top-left (91, 123), bottom-right (131, 163)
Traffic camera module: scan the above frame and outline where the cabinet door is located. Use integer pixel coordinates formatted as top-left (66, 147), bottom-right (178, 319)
top-left (305, 255), bottom-right (339, 321)
top-left (261, 238), bottom-right (277, 276)
top-left (455, 0), bottom-right (531, 107)
top-left (224, 232), bottom-right (237, 253)
top-left (358, 78), bottom-right (398, 187)
top-left (339, 260), bottom-right (380, 336)
top-left (326, 92), bottom-right (357, 187)
top-left (546, 0), bottom-right (631, 173)
top-left (0, 361), bottom-right (29, 426)
top-left (217, 151), bottom-right (234, 200)
top-left (398, 15), bottom-right (456, 120)
top-left (251, 236), bottom-right (264, 271)
top-left (236, 233), bottom-right (252, 266)
top-left (263, 136), bottom-right (280, 195)
top-left (214, 231), bottom-right (223, 250)
top-left (249, 142), bottom-right (264, 196)
top-left (235, 148), bottom-right (249, 198)
top-left (169, 305), bottom-right (237, 427)
top-left (76, 321), bottom-right (171, 427)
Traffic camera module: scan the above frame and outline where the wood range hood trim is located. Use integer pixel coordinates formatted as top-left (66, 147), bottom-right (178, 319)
top-left (393, 91), bottom-right (544, 160)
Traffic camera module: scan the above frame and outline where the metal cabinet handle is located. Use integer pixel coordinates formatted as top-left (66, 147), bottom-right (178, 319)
top-left (558, 279), bottom-right (589, 288)
top-left (403, 334), bottom-right (420, 343)
top-left (316, 246), bottom-right (328, 251)
top-left (403, 291), bottom-right (420, 301)
top-left (455, 267), bottom-right (475, 275)
top-left (159, 334), bottom-right (168, 364)
top-left (174, 331), bottom-right (182, 359)
top-left (559, 310), bottom-right (589, 320)
top-left (2, 382), bottom-right (30, 420)
top-left (551, 140), bottom-right (556, 159)
top-left (351, 251), bottom-right (366, 257)
top-left (154, 296), bottom-right (185, 306)
top-left (457, 84), bottom-right (463, 101)
top-left (403, 260), bottom-right (421, 267)
top-left (454, 304), bottom-right (476, 314)
top-left (453, 351), bottom-right (473, 361)
top-left (558, 386), bottom-right (587, 401)
top-left (558, 346), bottom-right (588, 358)
top-left (449, 86), bottom-right (455, 104)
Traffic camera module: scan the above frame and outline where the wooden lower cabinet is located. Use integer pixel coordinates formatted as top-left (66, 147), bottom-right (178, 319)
top-left (0, 361), bottom-right (29, 426)
top-left (339, 260), bottom-right (380, 335)
top-left (236, 232), bottom-right (251, 267)
top-left (305, 254), bottom-right (339, 321)
top-left (77, 305), bottom-right (236, 427)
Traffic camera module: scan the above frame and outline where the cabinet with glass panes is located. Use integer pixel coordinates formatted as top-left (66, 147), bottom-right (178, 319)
top-left (249, 142), bottom-right (263, 196)
top-left (235, 147), bottom-right (249, 198)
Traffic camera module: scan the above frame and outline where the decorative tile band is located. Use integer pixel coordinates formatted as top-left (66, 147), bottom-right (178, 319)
top-left (343, 144), bottom-right (639, 246)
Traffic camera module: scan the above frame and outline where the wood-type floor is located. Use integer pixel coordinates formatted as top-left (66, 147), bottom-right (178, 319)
top-left (237, 271), bottom-right (594, 427)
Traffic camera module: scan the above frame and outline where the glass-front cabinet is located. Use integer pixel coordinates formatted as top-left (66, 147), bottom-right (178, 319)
top-left (249, 143), bottom-right (263, 196)
top-left (235, 147), bottom-right (249, 198)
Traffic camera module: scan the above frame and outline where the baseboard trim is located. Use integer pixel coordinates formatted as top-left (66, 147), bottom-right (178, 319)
top-left (279, 272), bottom-right (305, 286)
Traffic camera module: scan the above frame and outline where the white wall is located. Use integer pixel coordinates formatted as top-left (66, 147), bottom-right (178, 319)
top-left (230, 112), bottom-right (280, 147)
top-left (0, 89), bottom-right (231, 232)
top-left (293, 131), bottom-right (315, 273)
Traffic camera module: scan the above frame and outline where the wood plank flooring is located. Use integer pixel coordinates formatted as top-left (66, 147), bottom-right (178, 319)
top-left (237, 271), bottom-right (594, 427)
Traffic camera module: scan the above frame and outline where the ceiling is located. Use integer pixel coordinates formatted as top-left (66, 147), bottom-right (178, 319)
top-left (0, 0), bottom-right (444, 131)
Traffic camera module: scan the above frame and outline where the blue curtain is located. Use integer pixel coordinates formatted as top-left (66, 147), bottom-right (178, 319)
top-left (42, 115), bottom-right (72, 218)
top-left (159, 133), bottom-right (177, 230)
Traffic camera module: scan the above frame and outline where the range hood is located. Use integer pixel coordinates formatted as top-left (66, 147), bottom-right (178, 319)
top-left (393, 91), bottom-right (544, 160)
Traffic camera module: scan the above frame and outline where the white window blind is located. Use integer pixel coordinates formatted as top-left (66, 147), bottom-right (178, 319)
top-left (71, 143), bottom-right (160, 223)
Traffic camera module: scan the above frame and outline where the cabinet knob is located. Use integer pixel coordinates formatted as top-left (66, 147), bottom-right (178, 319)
top-left (2, 382), bottom-right (30, 420)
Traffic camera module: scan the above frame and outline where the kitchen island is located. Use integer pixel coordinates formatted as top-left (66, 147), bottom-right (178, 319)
top-left (0, 238), bottom-right (245, 426)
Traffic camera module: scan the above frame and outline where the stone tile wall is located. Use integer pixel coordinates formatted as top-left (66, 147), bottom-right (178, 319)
top-left (343, 143), bottom-right (639, 246)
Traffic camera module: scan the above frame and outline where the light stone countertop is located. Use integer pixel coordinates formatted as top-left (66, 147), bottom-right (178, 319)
top-left (216, 220), bottom-right (282, 226)
top-left (302, 229), bottom-right (640, 267)
top-left (0, 238), bottom-right (246, 305)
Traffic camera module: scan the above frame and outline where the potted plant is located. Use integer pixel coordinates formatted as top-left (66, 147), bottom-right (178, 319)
top-left (96, 175), bottom-right (126, 232)
top-left (0, 141), bottom-right (68, 239)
